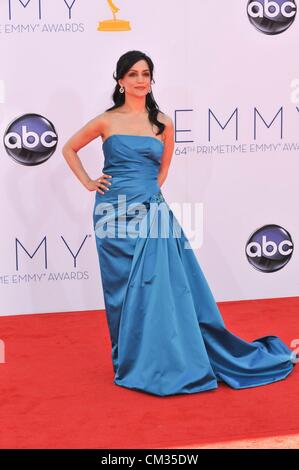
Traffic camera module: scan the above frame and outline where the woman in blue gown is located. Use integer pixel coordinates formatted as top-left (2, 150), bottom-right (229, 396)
top-left (65, 50), bottom-right (297, 397)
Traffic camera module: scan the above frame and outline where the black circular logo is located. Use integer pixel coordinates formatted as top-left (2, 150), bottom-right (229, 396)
top-left (3, 113), bottom-right (58, 166)
top-left (245, 224), bottom-right (294, 272)
top-left (247, 0), bottom-right (297, 34)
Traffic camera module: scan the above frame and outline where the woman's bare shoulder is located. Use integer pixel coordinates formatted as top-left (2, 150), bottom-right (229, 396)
top-left (93, 110), bottom-right (114, 126)
top-left (157, 111), bottom-right (173, 127)
top-left (62, 111), bottom-right (114, 151)
top-left (97, 109), bottom-right (121, 129)
top-left (83, 110), bottom-right (117, 137)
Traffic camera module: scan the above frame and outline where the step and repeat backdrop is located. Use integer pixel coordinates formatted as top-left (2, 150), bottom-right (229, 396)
top-left (0, 1), bottom-right (298, 315)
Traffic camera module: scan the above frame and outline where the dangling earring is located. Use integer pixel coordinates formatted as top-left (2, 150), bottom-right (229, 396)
top-left (148, 87), bottom-right (152, 94)
top-left (119, 86), bottom-right (124, 93)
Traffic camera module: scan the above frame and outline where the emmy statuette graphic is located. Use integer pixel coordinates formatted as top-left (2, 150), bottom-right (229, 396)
top-left (97, 0), bottom-right (131, 31)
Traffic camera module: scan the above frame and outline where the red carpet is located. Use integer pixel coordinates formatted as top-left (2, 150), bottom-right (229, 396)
top-left (0, 296), bottom-right (298, 449)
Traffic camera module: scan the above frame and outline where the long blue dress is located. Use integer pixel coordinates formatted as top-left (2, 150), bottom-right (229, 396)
top-left (93, 134), bottom-right (297, 396)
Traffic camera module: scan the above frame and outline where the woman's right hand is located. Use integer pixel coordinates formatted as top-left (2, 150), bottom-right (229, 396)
top-left (86, 173), bottom-right (112, 194)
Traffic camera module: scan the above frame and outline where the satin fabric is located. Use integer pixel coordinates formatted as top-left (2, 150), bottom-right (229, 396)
top-left (93, 134), bottom-right (296, 396)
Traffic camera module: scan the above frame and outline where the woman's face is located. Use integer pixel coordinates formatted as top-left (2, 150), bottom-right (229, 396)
top-left (119, 59), bottom-right (152, 96)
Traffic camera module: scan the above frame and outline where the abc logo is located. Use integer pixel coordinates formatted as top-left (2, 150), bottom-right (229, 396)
top-left (3, 113), bottom-right (58, 166)
top-left (245, 224), bottom-right (294, 272)
top-left (247, 0), bottom-right (297, 34)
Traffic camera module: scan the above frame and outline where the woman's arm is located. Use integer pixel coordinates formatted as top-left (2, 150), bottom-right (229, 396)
top-left (62, 114), bottom-right (106, 189)
top-left (158, 116), bottom-right (174, 188)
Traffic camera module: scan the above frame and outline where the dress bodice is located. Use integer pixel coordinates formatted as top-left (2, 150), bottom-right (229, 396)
top-left (102, 134), bottom-right (164, 174)
top-left (96, 134), bottom-right (164, 206)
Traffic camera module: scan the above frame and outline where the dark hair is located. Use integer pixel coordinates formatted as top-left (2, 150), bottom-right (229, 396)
top-left (105, 50), bottom-right (165, 136)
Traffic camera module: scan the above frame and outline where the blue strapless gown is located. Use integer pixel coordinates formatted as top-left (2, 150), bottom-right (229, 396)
top-left (93, 134), bottom-right (297, 396)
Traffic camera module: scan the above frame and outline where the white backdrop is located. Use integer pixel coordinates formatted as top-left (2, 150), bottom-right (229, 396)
top-left (1, 0), bottom-right (298, 316)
